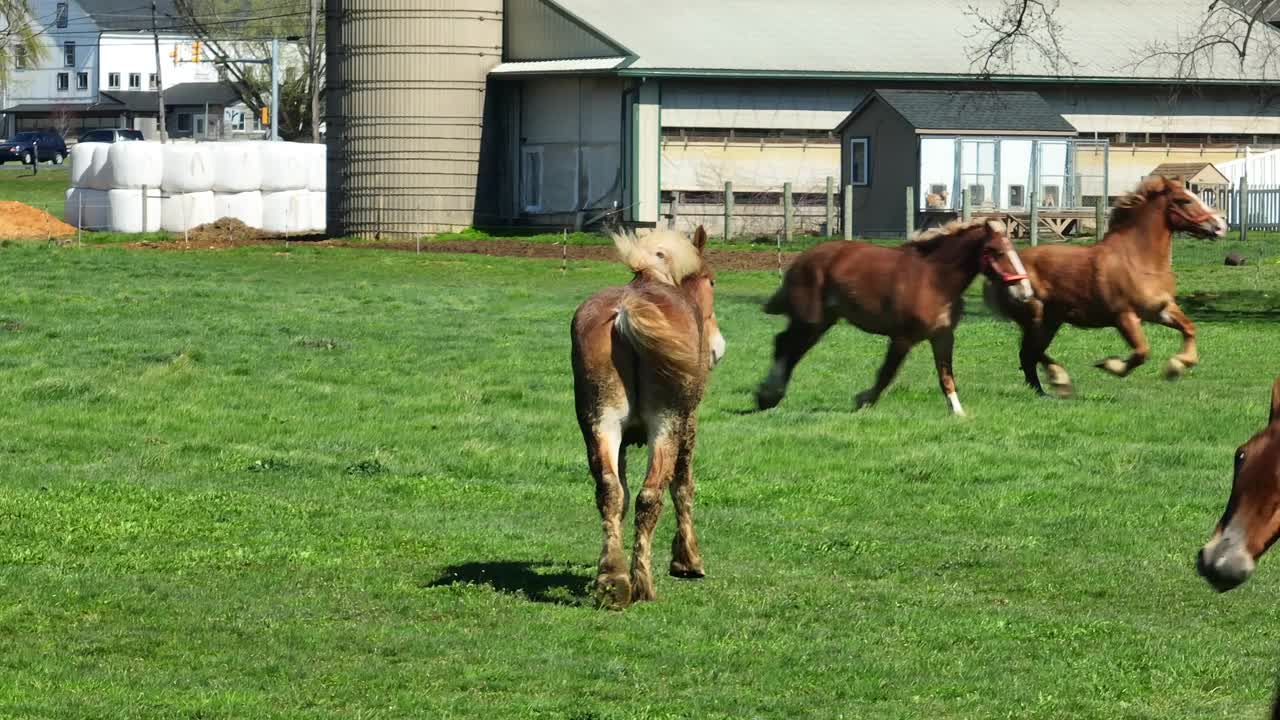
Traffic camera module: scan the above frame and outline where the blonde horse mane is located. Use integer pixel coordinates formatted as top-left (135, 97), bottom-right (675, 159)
top-left (1109, 176), bottom-right (1180, 229)
top-left (612, 229), bottom-right (704, 285)
top-left (904, 218), bottom-right (1004, 254)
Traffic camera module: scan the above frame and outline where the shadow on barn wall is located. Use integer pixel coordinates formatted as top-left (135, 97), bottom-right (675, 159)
top-left (424, 560), bottom-right (592, 606)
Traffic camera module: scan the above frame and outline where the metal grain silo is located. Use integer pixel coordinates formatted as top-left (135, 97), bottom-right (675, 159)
top-left (326, 0), bottom-right (502, 237)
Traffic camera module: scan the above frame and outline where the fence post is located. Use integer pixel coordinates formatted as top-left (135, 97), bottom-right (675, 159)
top-left (142, 184), bottom-right (149, 231)
top-left (670, 191), bottom-right (680, 229)
top-left (843, 184), bottom-right (853, 240)
top-left (961, 187), bottom-right (971, 222)
top-left (723, 181), bottom-right (734, 241)
top-left (1240, 175), bottom-right (1249, 243)
top-left (825, 176), bottom-right (834, 237)
top-left (77, 192), bottom-right (83, 246)
top-left (1095, 197), bottom-right (1106, 239)
top-left (783, 182), bottom-right (793, 243)
top-left (905, 186), bottom-right (915, 236)
top-left (1029, 191), bottom-right (1039, 246)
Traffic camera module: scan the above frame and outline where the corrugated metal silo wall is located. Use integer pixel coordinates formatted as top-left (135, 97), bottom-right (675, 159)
top-left (326, 0), bottom-right (502, 237)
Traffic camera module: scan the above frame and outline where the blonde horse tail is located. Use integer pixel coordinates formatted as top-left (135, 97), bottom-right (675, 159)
top-left (615, 294), bottom-right (700, 381)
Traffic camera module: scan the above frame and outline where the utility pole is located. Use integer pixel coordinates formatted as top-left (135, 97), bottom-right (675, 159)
top-left (270, 37), bottom-right (279, 141)
top-left (309, 0), bottom-right (320, 143)
top-left (151, 0), bottom-right (167, 142)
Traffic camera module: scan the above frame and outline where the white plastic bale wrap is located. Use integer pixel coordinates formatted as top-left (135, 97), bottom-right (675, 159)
top-left (88, 144), bottom-right (113, 191)
top-left (64, 188), bottom-right (110, 230)
top-left (109, 142), bottom-right (164, 189)
top-left (69, 143), bottom-right (105, 188)
top-left (214, 191), bottom-right (263, 228)
top-left (306, 143), bottom-right (326, 191)
top-left (261, 190), bottom-right (310, 233)
top-left (162, 191), bottom-right (216, 232)
top-left (259, 142), bottom-right (308, 192)
top-left (162, 145), bottom-right (215, 193)
top-left (212, 143), bottom-right (263, 193)
top-left (309, 191), bottom-right (326, 232)
top-left (108, 188), bottom-right (162, 232)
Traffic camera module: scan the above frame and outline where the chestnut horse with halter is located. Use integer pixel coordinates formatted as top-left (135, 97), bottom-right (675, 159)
top-left (986, 177), bottom-right (1227, 397)
top-left (755, 219), bottom-right (1033, 416)
top-left (571, 226), bottom-right (725, 609)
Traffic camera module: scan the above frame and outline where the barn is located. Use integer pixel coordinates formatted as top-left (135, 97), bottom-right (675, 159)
top-left (474, 0), bottom-right (1280, 236)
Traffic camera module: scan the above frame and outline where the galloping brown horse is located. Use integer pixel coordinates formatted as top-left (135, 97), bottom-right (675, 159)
top-left (571, 226), bottom-right (725, 609)
top-left (986, 177), bottom-right (1227, 397)
top-left (1198, 377), bottom-right (1280, 593)
top-left (755, 219), bottom-right (1033, 415)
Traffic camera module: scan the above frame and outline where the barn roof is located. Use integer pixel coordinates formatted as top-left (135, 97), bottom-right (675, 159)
top-left (510, 0), bottom-right (1280, 84)
top-left (836, 90), bottom-right (1077, 134)
top-left (1149, 162), bottom-right (1231, 185)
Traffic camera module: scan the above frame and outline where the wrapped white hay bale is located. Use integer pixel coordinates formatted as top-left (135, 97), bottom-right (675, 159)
top-left (214, 191), bottom-right (263, 228)
top-left (306, 143), bottom-right (326, 191)
top-left (261, 190), bottom-right (309, 233)
top-left (108, 187), bottom-right (162, 233)
top-left (69, 143), bottom-right (105, 189)
top-left (109, 141), bottom-right (164, 189)
top-left (308, 191), bottom-right (326, 232)
top-left (212, 143), bottom-right (263, 193)
top-left (259, 142), bottom-right (308, 192)
top-left (65, 187), bottom-right (110, 230)
top-left (162, 191), bottom-right (216, 232)
top-left (88, 144), bottom-right (113, 191)
top-left (161, 144), bottom-right (215, 194)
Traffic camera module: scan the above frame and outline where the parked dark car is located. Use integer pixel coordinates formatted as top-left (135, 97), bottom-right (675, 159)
top-left (0, 130), bottom-right (67, 165)
top-left (77, 128), bottom-right (144, 144)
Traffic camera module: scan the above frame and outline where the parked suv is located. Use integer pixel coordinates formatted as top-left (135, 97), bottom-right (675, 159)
top-left (0, 130), bottom-right (67, 165)
top-left (77, 128), bottom-right (144, 144)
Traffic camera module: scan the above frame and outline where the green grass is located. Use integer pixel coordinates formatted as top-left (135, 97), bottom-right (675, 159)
top-left (0, 165), bottom-right (70, 212)
top-left (0, 237), bottom-right (1279, 718)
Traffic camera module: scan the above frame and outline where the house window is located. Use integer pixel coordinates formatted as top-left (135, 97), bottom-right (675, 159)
top-left (108, 72), bottom-right (120, 89)
top-left (229, 111), bottom-right (244, 132)
top-left (195, 115), bottom-right (206, 136)
top-left (56, 3), bottom-right (67, 28)
top-left (177, 114), bottom-right (192, 132)
top-left (1009, 184), bottom-right (1026, 208)
top-left (849, 138), bottom-right (869, 186)
top-left (148, 73), bottom-right (158, 89)
top-left (76, 72), bottom-right (88, 90)
top-left (129, 73), bottom-right (141, 89)
top-left (56, 73), bottom-right (69, 91)
top-left (63, 42), bottom-right (75, 68)
top-left (14, 46), bottom-right (26, 70)
top-left (521, 146), bottom-right (544, 212)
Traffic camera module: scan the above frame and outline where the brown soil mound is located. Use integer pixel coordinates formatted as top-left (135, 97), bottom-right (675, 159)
top-left (186, 218), bottom-right (276, 245)
top-left (0, 201), bottom-right (75, 240)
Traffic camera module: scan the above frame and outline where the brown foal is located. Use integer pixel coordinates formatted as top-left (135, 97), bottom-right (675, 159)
top-left (755, 219), bottom-right (1033, 415)
top-left (571, 226), bottom-right (725, 609)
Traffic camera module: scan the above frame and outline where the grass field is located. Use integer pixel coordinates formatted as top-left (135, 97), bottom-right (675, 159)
top-left (0, 231), bottom-right (1279, 718)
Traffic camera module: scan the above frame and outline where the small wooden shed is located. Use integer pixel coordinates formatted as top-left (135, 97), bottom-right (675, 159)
top-left (1148, 162), bottom-right (1230, 192)
top-left (835, 89), bottom-right (1079, 237)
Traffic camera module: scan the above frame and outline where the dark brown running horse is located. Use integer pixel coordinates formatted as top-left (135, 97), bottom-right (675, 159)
top-left (755, 219), bottom-right (1033, 416)
top-left (571, 226), bottom-right (725, 609)
top-left (986, 177), bottom-right (1227, 397)
top-left (1198, 377), bottom-right (1280, 593)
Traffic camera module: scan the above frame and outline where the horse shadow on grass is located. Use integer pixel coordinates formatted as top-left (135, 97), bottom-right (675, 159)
top-left (1179, 290), bottom-right (1280, 322)
top-left (424, 560), bottom-right (593, 607)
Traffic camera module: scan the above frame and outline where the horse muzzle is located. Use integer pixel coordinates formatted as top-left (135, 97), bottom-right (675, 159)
top-left (709, 331), bottom-right (726, 368)
top-left (1197, 536), bottom-right (1255, 592)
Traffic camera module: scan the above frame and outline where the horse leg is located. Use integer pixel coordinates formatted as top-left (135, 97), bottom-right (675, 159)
top-left (1019, 325), bottom-right (1048, 396)
top-left (1028, 319), bottom-right (1071, 398)
top-left (929, 329), bottom-right (965, 416)
top-left (756, 318), bottom-right (833, 409)
top-left (630, 422), bottom-right (679, 603)
top-left (855, 337), bottom-right (913, 410)
top-left (1151, 302), bottom-right (1198, 380)
top-left (586, 419), bottom-right (630, 608)
top-left (1095, 312), bottom-right (1149, 377)
top-left (668, 417), bottom-right (704, 579)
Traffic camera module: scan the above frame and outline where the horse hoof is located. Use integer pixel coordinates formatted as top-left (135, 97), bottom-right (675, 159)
top-left (854, 392), bottom-right (875, 410)
top-left (1095, 357), bottom-right (1127, 376)
top-left (629, 577), bottom-right (657, 604)
top-left (595, 573), bottom-right (632, 610)
top-left (1051, 382), bottom-right (1074, 399)
top-left (755, 386), bottom-right (784, 410)
top-left (669, 561), bottom-right (706, 579)
top-left (1164, 358), bottom-right (1187, 381)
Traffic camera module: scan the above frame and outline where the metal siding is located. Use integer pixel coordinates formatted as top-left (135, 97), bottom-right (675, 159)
top-left (327, 0), bottom-right (503, 237)
top-left (504, 0), bottom-right (621, 61)
top-left (661, 80), bottom-right (864, 130)
top-left (842, 98), bottom-right (916, 236)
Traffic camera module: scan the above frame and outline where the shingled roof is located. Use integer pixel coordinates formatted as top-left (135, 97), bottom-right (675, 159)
top-left (836, 89), bottom-right (1076, 135)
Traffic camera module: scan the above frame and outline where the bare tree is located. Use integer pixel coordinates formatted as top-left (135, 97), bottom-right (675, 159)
top-left (966, 0), bottom-right (1075, 78)
top-left (49, 102), bottom-right (77, 138)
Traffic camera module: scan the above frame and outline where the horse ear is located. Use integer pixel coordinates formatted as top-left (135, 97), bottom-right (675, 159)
top-left (692, 225), bottom-right (708, 254)
top-left (1270, 377), bottom-right (1280, 423)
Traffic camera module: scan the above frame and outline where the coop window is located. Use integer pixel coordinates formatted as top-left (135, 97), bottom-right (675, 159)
top-left (56, 73), bottom-right (69, 91)
top-left (1009, 184), bottom-right (1026, 208)
top-left (521, 146), bottom-right (544, 213)
top-left (76, 72), bottom-right (88, 90)
top-left (108, 72), bottom-right (120, 89)
top-left (1041, 184), bottom-right (1061, 207)
top-left (849, 137), bottom-right (869, 186)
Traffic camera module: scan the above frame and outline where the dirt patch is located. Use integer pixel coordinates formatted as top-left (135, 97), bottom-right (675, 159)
top-left (0, 201), bottom-right (75, 240)
top-left (186, 218), bottom-right (277, 246)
